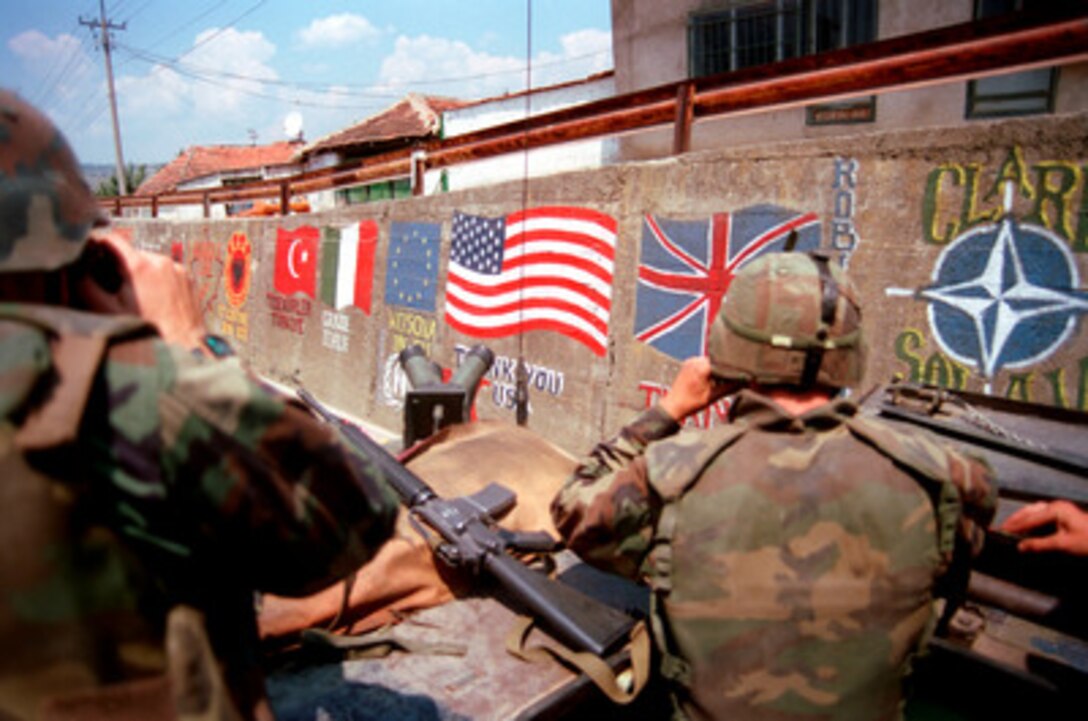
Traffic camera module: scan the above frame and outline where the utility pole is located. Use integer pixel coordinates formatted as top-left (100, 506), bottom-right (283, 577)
top-left (80, 0), bottom-right (128, 196)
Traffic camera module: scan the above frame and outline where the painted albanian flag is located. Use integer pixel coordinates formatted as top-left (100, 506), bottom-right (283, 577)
top-left (225, 231), bottom-right (252, 308)
top-left (274, 226), bottom-right (319, 298)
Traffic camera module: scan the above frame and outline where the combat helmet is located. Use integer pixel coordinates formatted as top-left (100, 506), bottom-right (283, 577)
top-left (0, 89), bottom-right (104, 273)
top-left (707, 251), bottom-right (865, 389)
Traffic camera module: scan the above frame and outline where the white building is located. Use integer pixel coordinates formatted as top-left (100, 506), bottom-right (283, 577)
top-left (436, 71), bottom-right (618, 193)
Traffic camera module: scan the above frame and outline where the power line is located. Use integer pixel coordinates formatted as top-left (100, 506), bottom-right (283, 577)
top-left (116, 41), bottom-right (401, 99)
top-left (115, 38), bottom-right (610, 97)
top-left (108, 0), bottom-right (133, 18)
top-left (118, 0), bottom-right (158, 25)
top-left (139, 0), bottom-right (230, 52)
top-left (115, 44), bottom-right (390, 110)
top-left (30, 26), bottom-right (97, 108)
top-left (175, 0), bottom-right (268, 63)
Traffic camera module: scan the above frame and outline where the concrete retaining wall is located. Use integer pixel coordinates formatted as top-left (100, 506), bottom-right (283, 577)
top-left (118, 112), bottom-right (1088, 453)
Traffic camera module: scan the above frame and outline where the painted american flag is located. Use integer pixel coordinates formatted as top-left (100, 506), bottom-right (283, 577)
top-left (635, 204), bottom-right (821, 361)
top-left (445, 207), bottom-right (617, 356)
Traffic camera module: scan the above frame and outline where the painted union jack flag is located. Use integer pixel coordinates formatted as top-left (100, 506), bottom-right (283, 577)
top-left (634, 204), bottom-right (821, 361)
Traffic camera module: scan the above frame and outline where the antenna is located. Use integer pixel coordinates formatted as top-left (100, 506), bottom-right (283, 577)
top-left (515, 0), bottom-right (533, 426)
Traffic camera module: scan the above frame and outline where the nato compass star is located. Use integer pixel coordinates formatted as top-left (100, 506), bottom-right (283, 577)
top-left (888, 214), bottom-right (1088, 385)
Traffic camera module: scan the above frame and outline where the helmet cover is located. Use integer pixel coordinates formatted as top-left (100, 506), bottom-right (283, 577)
top-left (0, 89), bottom-right (103, 273)
top-left (707, 252), bottom-right (866, 389)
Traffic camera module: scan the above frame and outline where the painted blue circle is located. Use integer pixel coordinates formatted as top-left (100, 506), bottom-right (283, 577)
top-left (929, 219), bottom-right (1079, 373)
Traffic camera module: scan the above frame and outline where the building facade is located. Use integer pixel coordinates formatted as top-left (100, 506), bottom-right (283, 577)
top-left (437, 72), bottom-right (618, 192)
top-left (610, 0), bottom-right (1088, 160)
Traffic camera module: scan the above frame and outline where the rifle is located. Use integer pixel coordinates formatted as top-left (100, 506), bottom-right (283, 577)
top-left (295, 387), bottom-right (637, 658)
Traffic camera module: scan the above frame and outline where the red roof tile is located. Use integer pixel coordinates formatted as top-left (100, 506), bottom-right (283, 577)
top-left (302, 94), bottom-right (467, 157)
top-left (136, 141), bottom-right (302, 196)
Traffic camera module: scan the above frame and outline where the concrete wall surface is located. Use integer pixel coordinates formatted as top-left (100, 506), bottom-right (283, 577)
top-left (118, 111), bottom-right (1088, 454)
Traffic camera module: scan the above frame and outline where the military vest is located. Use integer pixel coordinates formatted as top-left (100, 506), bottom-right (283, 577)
top-left (0, 304), bottom-right (172, 719)
top-left (642, 405), bottom-right (965, 721)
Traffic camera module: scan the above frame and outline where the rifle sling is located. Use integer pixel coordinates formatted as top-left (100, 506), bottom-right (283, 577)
top-left (504, 615), bottom-right (650, 705)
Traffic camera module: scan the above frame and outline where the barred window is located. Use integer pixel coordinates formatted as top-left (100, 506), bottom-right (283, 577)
top-left (689, 0), bottom-right (876, 77)
top-left (966, 0), bottom-right (1055, 118)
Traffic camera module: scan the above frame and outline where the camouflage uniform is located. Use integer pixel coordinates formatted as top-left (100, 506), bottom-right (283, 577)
top-left (552, 252), bottom-right (995, 721)
top-left (552, 393), bottom-right (994, 720)
top-left (0, 89), bottom-right (399, 719)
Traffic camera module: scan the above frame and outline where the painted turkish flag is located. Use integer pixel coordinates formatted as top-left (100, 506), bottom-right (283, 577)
top-left (274, 226), bottom-right (319, 298)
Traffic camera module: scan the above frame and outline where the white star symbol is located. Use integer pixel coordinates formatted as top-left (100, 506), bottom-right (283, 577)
top-left (920, 217), bottom-right (1088, 378)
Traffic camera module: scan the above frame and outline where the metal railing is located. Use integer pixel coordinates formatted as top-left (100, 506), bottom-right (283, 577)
top-left (102, 5), bottom-right (1088, 218)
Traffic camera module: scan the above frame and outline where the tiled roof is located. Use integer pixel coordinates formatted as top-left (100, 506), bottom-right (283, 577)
top-left (301, 93), bottom-right (467, 157)
top-left (136, 141), bottom-right (302, 196)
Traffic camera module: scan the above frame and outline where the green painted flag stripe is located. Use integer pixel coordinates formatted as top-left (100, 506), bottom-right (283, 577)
top-left (320, 226), bottom-right (340, 307)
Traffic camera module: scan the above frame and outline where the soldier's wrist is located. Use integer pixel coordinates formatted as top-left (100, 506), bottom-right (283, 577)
top-left (632, 404), bottom-right (682, 442)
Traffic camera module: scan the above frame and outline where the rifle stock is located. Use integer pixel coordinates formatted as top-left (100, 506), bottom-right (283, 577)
top-left (296, 388), bottom-right (635, 657)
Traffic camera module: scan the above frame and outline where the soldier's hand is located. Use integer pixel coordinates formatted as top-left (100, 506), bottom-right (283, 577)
top-left (659, 357), bottom-right (740, 422)
top-left (79, 231), bottom-right (207, 350)
top-left (1000, 500), bottom-right (1088, 556)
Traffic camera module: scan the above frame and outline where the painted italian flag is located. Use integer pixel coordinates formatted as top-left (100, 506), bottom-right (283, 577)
top-left (320, 220), bottom-right (378, 314)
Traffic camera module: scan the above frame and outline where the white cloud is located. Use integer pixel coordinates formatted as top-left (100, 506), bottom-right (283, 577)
top-left (532, 29), bottom-right (612, 86)
top-left (559, 29), bottom-right (612, 66)
top-left (377, 34), bottom-right (526, 99)
top-left (374, 28), bottom-right (612, 101)
top-left (298, 13), bottom-right (381, 48)
top-left (6, 30), bottom-right (106, 157)
top-left (121, 27), bottom-right (279, 120)
top-left (104, 27), bottom-right (290, 160)
top-left (7, 30), bottom-right (97, 101)
top-left (9, 29), bottom-right (72, 62)
top-left (32, 20), bottom-right (612, 164)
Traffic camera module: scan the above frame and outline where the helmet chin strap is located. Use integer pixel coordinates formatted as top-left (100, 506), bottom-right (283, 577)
top-left (800, 253), bottom-right (839, 389)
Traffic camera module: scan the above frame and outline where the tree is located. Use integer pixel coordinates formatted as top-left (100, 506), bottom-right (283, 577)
top-left (96, 163), bottom-right (148, 197)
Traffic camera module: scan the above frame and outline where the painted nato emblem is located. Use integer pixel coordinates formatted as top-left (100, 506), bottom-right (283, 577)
top-left (889, 184), bottom-right (1088, 391)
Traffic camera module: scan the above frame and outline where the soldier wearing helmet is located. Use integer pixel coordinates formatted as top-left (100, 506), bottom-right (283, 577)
top-left (0, 89), bottom-right (398, 720)
top-left (552, 250), bottom-right (995, 721)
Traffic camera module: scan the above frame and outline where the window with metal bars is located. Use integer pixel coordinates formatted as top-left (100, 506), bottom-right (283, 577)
top-left (966, 0), bottom-right (1055, 118)
top-left (689, 0), bottom-right (876, 77)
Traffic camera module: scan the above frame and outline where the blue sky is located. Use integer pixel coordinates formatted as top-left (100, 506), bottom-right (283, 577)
top-left (3, 1), bottom-right (612, 165)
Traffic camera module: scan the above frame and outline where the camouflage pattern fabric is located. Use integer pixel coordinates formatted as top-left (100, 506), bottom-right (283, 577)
top-left (551, 389), bottom-right (995, 721)
top-left (0, 303), bottom-right (398, 720)
top-left (0, 89), bottom-right (103, 273)
top-left (706, 253), bottom-right (865, 390)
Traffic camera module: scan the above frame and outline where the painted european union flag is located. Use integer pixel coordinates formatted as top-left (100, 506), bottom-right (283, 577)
top-left (384, 221), bottom-right (441, 312)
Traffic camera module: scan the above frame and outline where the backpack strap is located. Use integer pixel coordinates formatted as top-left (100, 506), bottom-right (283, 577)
top-left (844, 415), bottom-right (963, 568)
top-left (505, 614), bottom-right (651, 705)
top-left (644, 422), bottom-right (750, 594)
top-left (642, 422), bottom-right (749, 687)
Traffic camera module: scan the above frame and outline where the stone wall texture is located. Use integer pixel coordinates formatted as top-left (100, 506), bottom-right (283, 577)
top-left (118, 112), bottom-right (1088, 453)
